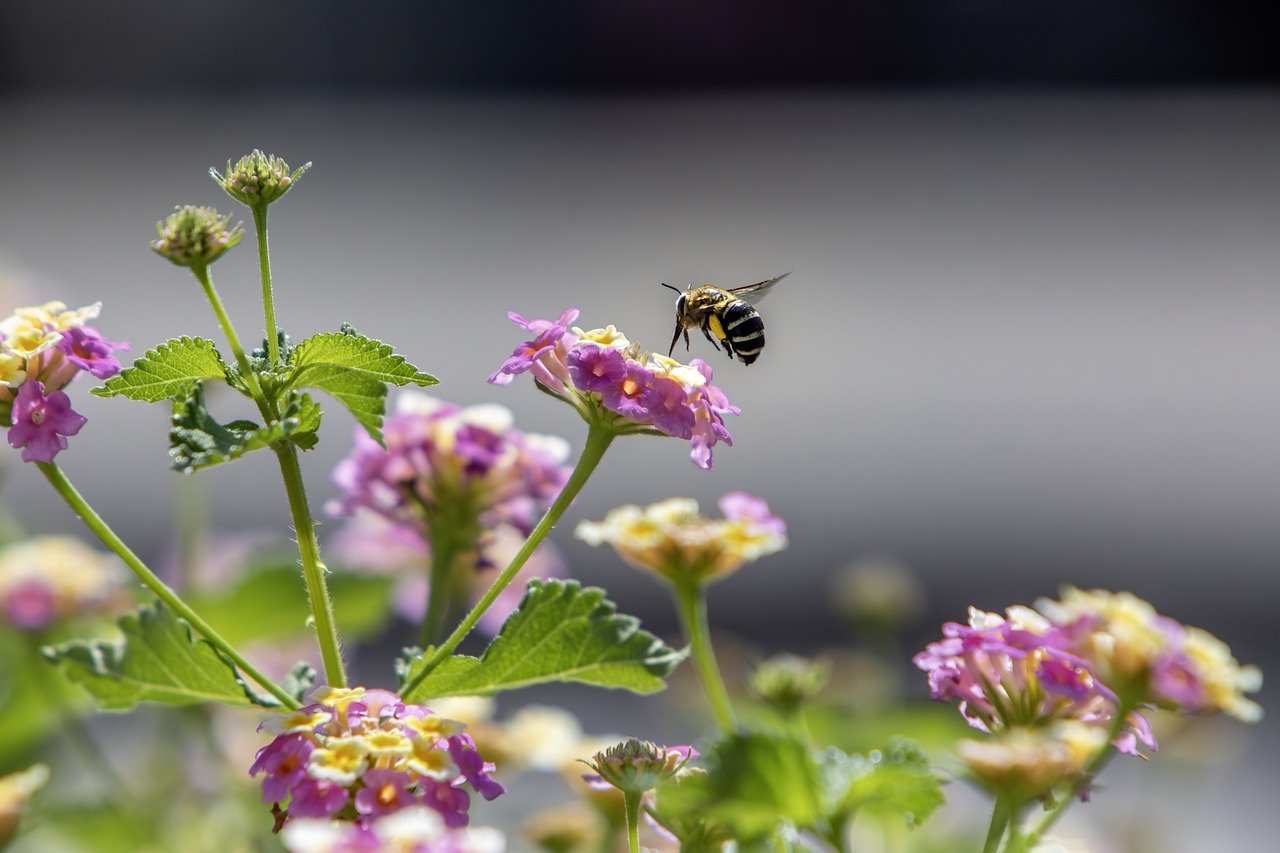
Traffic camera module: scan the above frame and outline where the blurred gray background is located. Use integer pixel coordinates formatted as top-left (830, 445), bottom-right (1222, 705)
top-left (2, 1), bottom-right (1278, 849)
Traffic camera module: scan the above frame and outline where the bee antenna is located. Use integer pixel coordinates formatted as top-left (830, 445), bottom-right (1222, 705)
top-left (659, 282), bottom-right (683, 294)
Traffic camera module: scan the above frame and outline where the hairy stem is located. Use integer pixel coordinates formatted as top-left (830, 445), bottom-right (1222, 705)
top-left (250, 204), bottom-right (280, 366)
top-left (673, 580), bottom-right (736, 732)
top-left (273, 444), bottom-right (347, 688)
top-left (36, 462), bottom-right (297, 709)
top-left (404, 422), bottom-right (615, 694)
top-left (190, 264), bottom-right (275, 420)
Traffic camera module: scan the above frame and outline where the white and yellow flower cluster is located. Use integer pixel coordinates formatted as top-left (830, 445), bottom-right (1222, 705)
top-left (0, 536), bottom-right (128, 631)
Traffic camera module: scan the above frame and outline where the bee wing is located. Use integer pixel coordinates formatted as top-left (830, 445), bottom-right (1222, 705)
top-left (727, 272), bottom-right (790, 304)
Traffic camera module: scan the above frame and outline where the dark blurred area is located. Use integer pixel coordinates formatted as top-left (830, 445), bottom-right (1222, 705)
top-left (1, 1), bottom-right (1279, 93)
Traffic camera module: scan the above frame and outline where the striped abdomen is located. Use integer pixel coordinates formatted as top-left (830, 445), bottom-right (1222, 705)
top-left (720, 299), bottom-right (765, 365)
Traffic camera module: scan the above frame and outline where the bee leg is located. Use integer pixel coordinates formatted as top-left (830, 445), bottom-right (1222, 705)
top-left (668, 323), bottom-right (684, 357)
top-left (683, 329), bottom-right (691, 351)
top-left (700, 325), bottom-right (721, 352)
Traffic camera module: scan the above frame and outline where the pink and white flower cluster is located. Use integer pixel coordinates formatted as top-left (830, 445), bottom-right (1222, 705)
top-left (0, 536), bottom-right (128, 632)
top-left (1, 301), bottom-right (128, 462)
top-left (282, 807), bottom-right (505, 853)
top-left (915, 589), bottom-right (1263, 760)
top-left (488, 309), bottom-right (739, 469)
top-left (251, 687), bottom-right (503, 833)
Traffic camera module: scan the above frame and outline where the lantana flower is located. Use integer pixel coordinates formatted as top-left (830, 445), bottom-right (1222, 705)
top-left (0, 536), bottom-right (129, 631)
top-left (327, 393), bottom-right (572, 638)
top-left (575, 493), bottom-right (787, 585)
top-left (913, 605), bottom-right (1156, 756)
top-left (580, 739), bottom-right (697, 797)
top-left (281, 806), bottom-right (505, 853)
top-left (1, 300), bottom-right (128, 462)
top-left (488, 309), bottom-right (739, 469)
top-left (1035, 587), bottom-right (1263, 721)
top-left (252, 687), bottom-right (503, 834)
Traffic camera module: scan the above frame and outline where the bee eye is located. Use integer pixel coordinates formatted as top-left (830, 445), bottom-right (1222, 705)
top-left (676, 295), bottom-right (686, 312)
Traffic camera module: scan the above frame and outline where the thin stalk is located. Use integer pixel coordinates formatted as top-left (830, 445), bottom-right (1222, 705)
top-left (623, 789), bottom-right (642, 853)
top-left (250, 204), bottom-right (280, 366)
top-left (672, 580), bottom-right (736, 732)
top-left (404, 422), bottom-right (615, 694)
top-left (422, 533), bottom-right (461, 648)
top-left (274, 443), bottom-right (347, 688)
top-left (36, 462), bottom-right (297, 709)
top-left (190, 264), bottom-right (274, 420)
top-left (1017, 705), bottom-right (1134, 850)
top-left (982, 797), bottom-right (1011, 853)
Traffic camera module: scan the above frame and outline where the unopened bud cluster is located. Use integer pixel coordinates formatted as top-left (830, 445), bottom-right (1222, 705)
top-left (748, 653), bottom-right (830, 715)
top-left (581, 738), bottom-right (693, 795)
top-left (212, 149), bottom-right (310, 206)
top-left (151, 205), bottom-right (243, 267)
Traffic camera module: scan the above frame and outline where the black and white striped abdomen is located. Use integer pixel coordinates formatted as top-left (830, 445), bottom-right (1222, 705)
top-left (722, 299), bottom-right (765, 365)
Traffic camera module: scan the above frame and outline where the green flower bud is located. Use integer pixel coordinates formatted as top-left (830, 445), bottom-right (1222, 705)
top-left (210, 150), bottom-right (310, 206)
top-left (581, 738), bottom-right (691, 796)
top-left (748, 653), bottom-right (830, 716)
top-left (151, 205), bottom-right (244, 267)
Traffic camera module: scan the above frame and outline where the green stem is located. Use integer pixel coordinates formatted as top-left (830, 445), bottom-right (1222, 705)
top-left (190, 264), bottom-right (274, 419)
top-left (1017, 704), bottom-right (1134, 849)
top-left (422, 533), bottom-right (461, 648)
top-left (404, 422), bottom-right (615, 694)
top-left (251, 204), bottom-right (280, 366)
top-left (672, 580), bottom-right (736, 733)
top-left (983, 797), bottom-right (1011, 853)
top-left (35, 462), bottom-right (297, 709)
top-left (273, 444), bottom-right (347, 688)
top-left (623, 789), bottom-right (642, 853)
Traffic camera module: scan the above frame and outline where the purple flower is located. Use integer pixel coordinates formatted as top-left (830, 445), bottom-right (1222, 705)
top-left (0, 579), bottom-right (55, 631)
top-left (719, 492), bottom-right (788, 537)
top-left (287, 778), bottom-right (350, 818)
top-left (448, 734), bottom-right (504, 802)
top-left (7, 380), bottom-right (87, 463)
top-left (54, 325), bottom-right (130, 379)
top-left (354, 769), bottom-right (417, 818)
top-left (250, 734), bottom-right (315, 804)
top-left (567, 345), bottom-right (629, 394)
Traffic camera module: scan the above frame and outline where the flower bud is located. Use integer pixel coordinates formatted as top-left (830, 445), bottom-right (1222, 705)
top-left (748, 653), bottom-right (830, 716)
top-left (0, 764), bottom-right (49, 846)
top-left (211, 149), bottom-right (310, 206)
top-left (580, 738), bottom-right (693, 796)
top-left (151, 205), bottom-right (244, 267)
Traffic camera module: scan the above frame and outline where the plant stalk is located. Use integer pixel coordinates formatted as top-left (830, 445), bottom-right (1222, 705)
top-left (36, 462), bottom-right (297, 709)
top-left (251, 204), bottom-right (280, 366)
top-left (672, 580), bottom-right (736, 733)
top-left (623, 789), bottom-right (642, 853)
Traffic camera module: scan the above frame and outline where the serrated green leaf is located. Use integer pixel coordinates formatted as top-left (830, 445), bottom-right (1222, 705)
top-left (186, 561), bottom-right (394, 647)
top-left (41, 601), bottom-right (276, 710)
top-left (656, 731), bottom-right (824, 844)
top-left (821, 739), bottom-right (944, 828)
top-left (93, 337), bottom-right (230, 402)
top-left (169, 385), bottom-right (321, 472)
top-left (399, 579), bottom-right (686, 701)
top-left (285, 330), bottom-right (437, 442)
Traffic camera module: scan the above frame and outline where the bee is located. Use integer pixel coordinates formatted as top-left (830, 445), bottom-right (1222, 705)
top-left (662, 273), bottom-right (789, 366)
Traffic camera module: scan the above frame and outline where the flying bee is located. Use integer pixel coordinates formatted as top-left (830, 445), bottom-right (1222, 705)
top-left (662, 273), bottom-right (789, 366)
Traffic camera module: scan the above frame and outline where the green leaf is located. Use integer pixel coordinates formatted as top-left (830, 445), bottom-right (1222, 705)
top-left (821, 739), bottom-right (944, 828)
top-left (93, 337), bottom-right (231, 402)
top-left (656, 731), bottom-right (824, 843)
top-left (398, 579), bottom-right (687, 701)
top-left (285, 330), bottom-right (437, 442)
top-left (42, 601), bottom-right (277, 710)
top-left (186, 561), bottom-right (394, 647)
top-left (169, 385), bottom-right (322, 472)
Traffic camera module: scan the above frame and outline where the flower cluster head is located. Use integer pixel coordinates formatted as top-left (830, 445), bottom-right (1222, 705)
top-left (914, 604), bottom-right (1157, 757)
top-left (1036, 587), bottom-right (1263, 722)
top-left (1, 301), bottom-right (128, 462)
top-left (251, 686), bottom-right (503, 834)
top-left (748, 653), bottom-right (830, 716)
top-left (916, 589), bottom-right (1263, 775)
top-left (488, 309), bottom-right (739, 469)
top-left (150, 205), bottom-right (244, 267)
top-left (0, 536), bottom-right (128, 631)
top-left (580, 738), bottom-right (696, 796)
top-left (576, 493), bottom-right (787, 585)
top-left (956, 722), bottom-right (1107, 803)
top-left (212, 149), bottom-right (311, 207)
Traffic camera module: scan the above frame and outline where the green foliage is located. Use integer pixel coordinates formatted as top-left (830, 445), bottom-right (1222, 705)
top-left (93, 337), bottom-right (231, 402)
top-left (168, 384), bottom-right (321, 472)
top-left (186, 561), bottom-right (394, 647)
top-left (0, 627), bottom-right (78, 772)
top-left (284, 328), bottom-right (437, 442)
top-left (657, 731), bottom-right (823, 844)
top-left (281, 662), bottom-right (318, 703)
top-left (398, 579), bottom-right (687, 701)
top-left (820, 739), bottom-right (944, 828)
top-left (656, 732), bottom-right (944, 848)
top-left (42, 601), bottom-right (278, 711)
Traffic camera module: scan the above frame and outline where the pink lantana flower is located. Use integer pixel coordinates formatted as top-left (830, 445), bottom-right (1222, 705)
top-left (6, 380), bottom-right (87, 463)
top-left (488, 309), bottom-right (740, 469)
